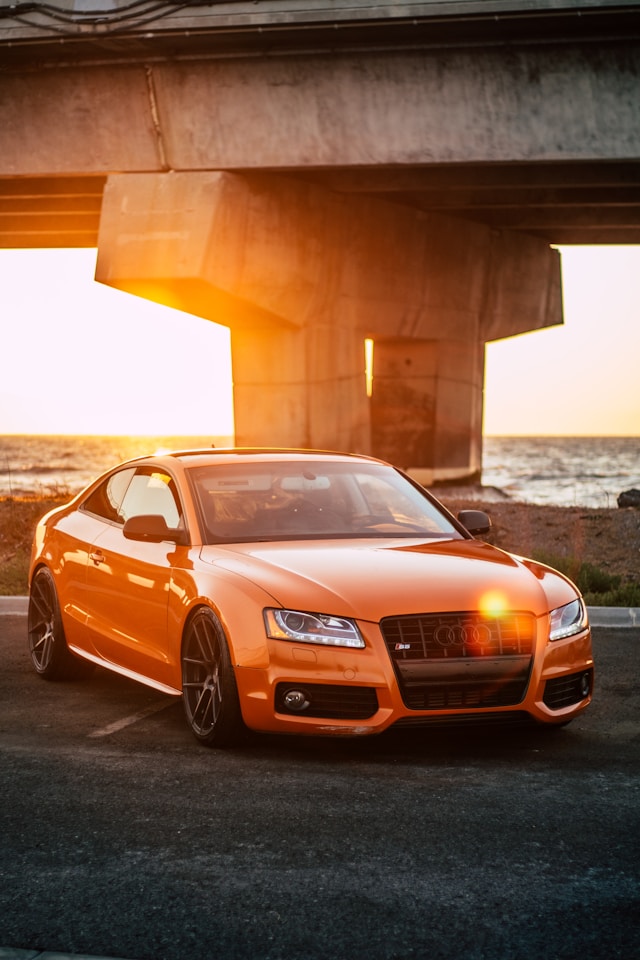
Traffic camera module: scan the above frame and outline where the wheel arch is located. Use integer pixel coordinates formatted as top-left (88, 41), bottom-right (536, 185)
top-left (180, 600), bottom-right (234, 660)
top-left (179, 601), bottom-right (246, 747)
top-left (176, 578), bottom-right (272, 670)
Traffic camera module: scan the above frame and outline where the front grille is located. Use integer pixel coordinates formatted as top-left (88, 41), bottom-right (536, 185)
top-left (382, 611), bottom-right (535, 659)
top-left (381, 611), bottom-right (536, 711)
top-left (543, 669), bottom-right (593, 710)
top-left (275, 682), bottom-right (378, 719)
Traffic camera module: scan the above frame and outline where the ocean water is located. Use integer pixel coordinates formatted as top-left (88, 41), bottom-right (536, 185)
top-left (482, 436), bottom-right (640, 508)
top-left (0, 435), bottom-right (228, 499)
top-left (0, 434), bottom-right (638, 509)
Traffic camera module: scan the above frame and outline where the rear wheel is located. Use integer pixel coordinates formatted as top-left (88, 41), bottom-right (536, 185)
top-left (181, 608), bottom-right (244, 747)
top-left (28, 567), bottom-right (93, 680)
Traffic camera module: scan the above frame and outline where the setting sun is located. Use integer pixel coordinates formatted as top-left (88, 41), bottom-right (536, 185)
top-left (2, 248), bottom-right (234, 437)
top-left (1, 245), bottom-right (639, 438)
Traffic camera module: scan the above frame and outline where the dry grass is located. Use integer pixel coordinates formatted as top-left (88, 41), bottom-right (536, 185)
top-left (0, 496), bottom-right (67, 595)
top-left (2, 493), bottom-right (639, 604)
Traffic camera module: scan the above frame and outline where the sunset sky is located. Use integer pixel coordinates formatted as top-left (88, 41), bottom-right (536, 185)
top-left (1, 245), bottom-right (639, 437)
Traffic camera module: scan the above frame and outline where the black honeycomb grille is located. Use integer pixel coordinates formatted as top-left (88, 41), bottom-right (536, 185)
top-left (382, 611), bottom-right (535, 660)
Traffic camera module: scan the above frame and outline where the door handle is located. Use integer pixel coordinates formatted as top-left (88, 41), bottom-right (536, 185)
top-left (89, 550), bottom-right (105, 566)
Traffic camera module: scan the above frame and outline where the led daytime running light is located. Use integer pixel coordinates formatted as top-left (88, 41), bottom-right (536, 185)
top-left (264, 608), bottom-right (365, 648)
top-left (549, 599), bottom-right (588, 641)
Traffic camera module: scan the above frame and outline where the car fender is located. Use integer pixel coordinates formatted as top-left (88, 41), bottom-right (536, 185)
top-left (516, 556), bottom-right (586, 613)
top-left (168, 561), bottom-right (281, 671)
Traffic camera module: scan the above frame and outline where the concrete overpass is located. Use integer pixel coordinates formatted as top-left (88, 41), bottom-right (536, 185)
top-left (1, 1), bottom-right (639, 480)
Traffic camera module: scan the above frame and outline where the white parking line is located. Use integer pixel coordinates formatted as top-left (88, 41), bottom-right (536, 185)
top-left (88, 699), bottom-right (177, 738)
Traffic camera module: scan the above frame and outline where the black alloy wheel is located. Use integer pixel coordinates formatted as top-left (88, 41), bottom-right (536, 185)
top-left (181, 607), bottom-right (244, 747)
top-left (28, 566), bottom-right (92, 680)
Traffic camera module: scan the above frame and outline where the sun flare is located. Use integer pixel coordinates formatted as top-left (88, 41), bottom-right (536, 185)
top-left (478, 590), bottom-right (509, 617)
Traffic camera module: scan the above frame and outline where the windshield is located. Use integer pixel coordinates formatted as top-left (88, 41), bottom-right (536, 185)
top-left (189, 460), bottom-right (463, 544)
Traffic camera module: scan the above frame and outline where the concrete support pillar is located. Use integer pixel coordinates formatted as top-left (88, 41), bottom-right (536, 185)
top-left (370, 339), bottom-right (484, 483)
top-left (230, 325), bottom-right (370, 452)
top-left (96, 170), bottom-right (561, 480)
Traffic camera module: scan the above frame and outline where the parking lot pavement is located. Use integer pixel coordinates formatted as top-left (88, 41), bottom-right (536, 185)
top-left (0, 950), bottom-right (137, 960)
top-left (1, 604), bottom-right (639, 960)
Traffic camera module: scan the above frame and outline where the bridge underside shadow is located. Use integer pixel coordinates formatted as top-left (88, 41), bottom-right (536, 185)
top-left (95, 171), bottom-right (560, 480)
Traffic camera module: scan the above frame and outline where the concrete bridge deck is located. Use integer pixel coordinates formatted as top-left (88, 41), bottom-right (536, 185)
top-left (1, 0), bottom-right (639, 248)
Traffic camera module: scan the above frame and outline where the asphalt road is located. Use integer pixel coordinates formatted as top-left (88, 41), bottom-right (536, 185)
top-left (0, 613), bottom-right (638, 960)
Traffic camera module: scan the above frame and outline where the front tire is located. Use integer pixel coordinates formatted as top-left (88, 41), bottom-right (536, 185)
top-left (28, 567), bottom-right (92, 680)
top-left (181, 608), bottom-right (244, 748)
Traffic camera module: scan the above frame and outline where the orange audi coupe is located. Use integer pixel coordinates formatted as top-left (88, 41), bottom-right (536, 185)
top-left (28, 449), bottom-right (593, 746)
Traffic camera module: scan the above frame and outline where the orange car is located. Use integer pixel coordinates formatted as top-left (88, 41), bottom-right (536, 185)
top-left (28, 449), bottom-right (593, 746)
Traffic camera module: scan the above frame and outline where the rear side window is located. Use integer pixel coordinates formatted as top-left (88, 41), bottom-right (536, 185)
top-left (119, 471), bottom-right (183, 529)
top-left (81, 468), bottom-right (135, 524)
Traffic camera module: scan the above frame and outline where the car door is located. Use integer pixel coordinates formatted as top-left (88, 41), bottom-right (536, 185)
top-left (54, 467), bottom-right (136, 656)
top-left (84, 468), bottom-right (185, 689)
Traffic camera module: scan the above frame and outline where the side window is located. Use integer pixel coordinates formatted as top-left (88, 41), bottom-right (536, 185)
top-left (81, 468), bottom-right (135, 524)
top-left (119, 470), bottom-right (183, 529)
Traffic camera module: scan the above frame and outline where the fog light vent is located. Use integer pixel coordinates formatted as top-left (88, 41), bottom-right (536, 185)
top-left (543, 669), bottom-right (593, 710)
top-left (275, 682), bottom-right (379, 719)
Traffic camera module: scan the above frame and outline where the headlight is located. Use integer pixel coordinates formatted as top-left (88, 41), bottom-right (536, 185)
top-left (264, 608), bottom-right (365, 648)
top-left (549, 598), bottom-right (588, 641)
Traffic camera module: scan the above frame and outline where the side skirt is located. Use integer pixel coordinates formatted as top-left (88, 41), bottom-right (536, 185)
top-left (68, 645), bottom-right (182, 697)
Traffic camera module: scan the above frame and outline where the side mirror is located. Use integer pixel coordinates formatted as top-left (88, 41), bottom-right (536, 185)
top-left (457, 509), bottom-right (491, 538)
top-left (123, 514), bottom-right (186, 544)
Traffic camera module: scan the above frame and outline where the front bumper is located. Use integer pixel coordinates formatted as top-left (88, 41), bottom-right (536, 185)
top-left (234, 617), bottom-right (594, 736)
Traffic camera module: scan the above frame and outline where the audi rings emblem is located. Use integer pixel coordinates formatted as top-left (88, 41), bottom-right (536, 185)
top-left (434, 623), bottom-right (493, 647)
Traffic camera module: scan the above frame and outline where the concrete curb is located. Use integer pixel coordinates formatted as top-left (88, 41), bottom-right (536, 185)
top-left (0, 597), bottom-right (29, 615)
top-left (1, 596), bottom-right (638, 628)
top-left (585, 606), bottom-right (639, 628)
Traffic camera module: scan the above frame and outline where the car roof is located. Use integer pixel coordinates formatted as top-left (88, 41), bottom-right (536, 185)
top-left (125, 448), bottom-right (386, 470)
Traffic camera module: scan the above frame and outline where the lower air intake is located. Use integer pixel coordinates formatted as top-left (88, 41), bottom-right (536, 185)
top-left (543, 669), bottom-right (593, 710)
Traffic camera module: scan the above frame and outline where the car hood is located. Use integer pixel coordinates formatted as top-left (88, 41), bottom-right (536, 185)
top-left (200, 538), bottom-right (578, 620)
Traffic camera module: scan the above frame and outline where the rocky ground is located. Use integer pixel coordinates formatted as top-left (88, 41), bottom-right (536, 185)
top-left (437, 487), bottom-right (640, 584)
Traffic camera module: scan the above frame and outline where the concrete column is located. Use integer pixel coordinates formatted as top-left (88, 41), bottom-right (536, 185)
top-left (370, 338), bottom-right (484, 483)
top-left (231, 324), bottom-right (370, 453)
top-left (96, 170), bottom-right (561, 480)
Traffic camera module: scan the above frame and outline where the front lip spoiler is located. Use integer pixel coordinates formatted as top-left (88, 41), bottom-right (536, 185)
top-left (390, 710), bottom-right (533, 729)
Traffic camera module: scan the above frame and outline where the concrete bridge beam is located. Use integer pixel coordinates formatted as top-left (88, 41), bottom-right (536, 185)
top-left (2, 41), bottom-right (638, 176)
top-left (96, 171), bottom-right (561, 477)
